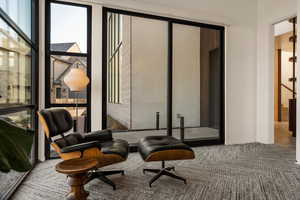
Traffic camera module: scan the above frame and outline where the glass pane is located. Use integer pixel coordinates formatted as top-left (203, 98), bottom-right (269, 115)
top-left (0, 110), bottom-right (32, 128)
top-left (0, 110), bottom-right (33, 199)
top-left (50, 3), bottom-right (87, 53)
top-left (50, 55), bottom-right (88, 104)
top-left (173, 24), bottom-right (221, 140)
top-left (0, 18), bottom-right (32, 108)
top-left (0, 110), bottom-right (33, 160)
top-left (106, 13), bottom-right (168, 143)
top-left (0, 0), bottom-right (32, 38)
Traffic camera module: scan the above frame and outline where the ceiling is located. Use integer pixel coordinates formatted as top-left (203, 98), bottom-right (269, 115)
top-left (274, 20), bottom-right (293, 36)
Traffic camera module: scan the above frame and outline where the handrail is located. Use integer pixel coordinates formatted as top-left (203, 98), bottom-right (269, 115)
top-left (281, 83), bottom-right (296, 94)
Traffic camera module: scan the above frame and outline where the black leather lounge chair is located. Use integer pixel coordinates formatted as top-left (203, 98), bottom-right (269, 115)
top-left (38, 108), bottom-right (129, 190)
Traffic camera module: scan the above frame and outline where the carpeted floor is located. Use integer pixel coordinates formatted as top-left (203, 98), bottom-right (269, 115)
top-left (12, 143), bottom-right (300, 200)
top-left (0, 171), bottom-right (24, 199)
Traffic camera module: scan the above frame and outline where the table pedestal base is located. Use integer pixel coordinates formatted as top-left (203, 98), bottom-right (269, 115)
top-left (66, 173), bottom-right (89, 200)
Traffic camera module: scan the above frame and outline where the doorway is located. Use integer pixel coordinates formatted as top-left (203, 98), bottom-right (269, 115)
top-left (274, 17), bottom-right (297, 147)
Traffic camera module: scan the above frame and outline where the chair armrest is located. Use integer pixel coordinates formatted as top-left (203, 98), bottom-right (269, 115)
top-left (84, 129), bottom-right (113, 143)
top-left (60, 141), bottom-right (101, 153)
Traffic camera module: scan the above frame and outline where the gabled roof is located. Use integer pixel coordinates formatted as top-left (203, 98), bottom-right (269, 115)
top-left (51, 42), bottom-right (76, 52)
top-left (56, 58), bottom-right (86, 82)
top-left (51, 55), bottom-right (87, 85)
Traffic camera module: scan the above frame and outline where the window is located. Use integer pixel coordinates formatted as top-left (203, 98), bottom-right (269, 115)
top-left (108, 13), bottom-right (121, 104)
top-left (0, 18), bottom-right (32, 107)
top-left (0, 0), bottom-right (32, 38)
top-left (0, 0), bottom-right (38, 199)
top-left (45, 0), bottom-right (91, 159)
top-left (50, 56), bottom-right (87, 104)
top-left (50, 2), bottom-right (87, 53)
top-left (103, 8), bottom-right (225, 147)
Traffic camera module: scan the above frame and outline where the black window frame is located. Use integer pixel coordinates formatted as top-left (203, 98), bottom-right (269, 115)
top-left (45, 0), bottom-right (92, 159)
top-left (0, 0), bottom-right (39, 199)
top-left (102, 7), bottom-right (225, 149)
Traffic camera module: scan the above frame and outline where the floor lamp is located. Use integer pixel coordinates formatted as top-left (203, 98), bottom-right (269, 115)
top-left (64, 68), bottom-right (89, 131)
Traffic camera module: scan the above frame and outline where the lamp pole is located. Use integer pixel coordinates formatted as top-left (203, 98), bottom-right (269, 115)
top-left (75, 91), bottom-right (79, 132)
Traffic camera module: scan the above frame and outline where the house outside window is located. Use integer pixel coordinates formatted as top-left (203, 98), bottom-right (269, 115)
top-left (50, 42), bottom-right (87, 104)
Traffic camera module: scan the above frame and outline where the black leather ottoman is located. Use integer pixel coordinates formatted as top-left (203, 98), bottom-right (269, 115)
top-left (138, 136), bottom-right (195, 187)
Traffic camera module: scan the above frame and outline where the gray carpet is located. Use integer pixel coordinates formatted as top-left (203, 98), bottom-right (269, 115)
top-left (12, 143), bottom-right (300, 200)
top-left (0, 171), bottom-right (24, 199)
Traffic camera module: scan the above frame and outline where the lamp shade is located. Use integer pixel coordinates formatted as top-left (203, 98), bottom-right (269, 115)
top-left (64, 68), bottom-right (90, 91)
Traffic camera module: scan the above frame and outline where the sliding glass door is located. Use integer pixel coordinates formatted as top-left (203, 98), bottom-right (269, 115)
top-left (172, 24), bottom-right (222, 141)
top-left (105, 12), bottom-right (168, 144)
top-left (103, 8), bottom-right (224, 147)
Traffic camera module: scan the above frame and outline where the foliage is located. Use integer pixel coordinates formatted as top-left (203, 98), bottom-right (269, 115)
top-left (0, 119), bottom-right (34, 173)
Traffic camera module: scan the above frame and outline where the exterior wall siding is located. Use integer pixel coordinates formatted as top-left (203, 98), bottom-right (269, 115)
top-left (107, 15), bottom-right (132, 129)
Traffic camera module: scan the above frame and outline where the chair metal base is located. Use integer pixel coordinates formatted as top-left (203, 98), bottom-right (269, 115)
top-left (86, 170), bottom-right (124, 190)
top-left (143, 161), bottom-right (187, 187)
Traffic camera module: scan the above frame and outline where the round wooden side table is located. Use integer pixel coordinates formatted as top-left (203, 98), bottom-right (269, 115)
top-left (56, 158), bottom-right (98, 200)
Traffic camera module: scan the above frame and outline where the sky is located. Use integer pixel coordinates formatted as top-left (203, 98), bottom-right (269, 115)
top-left (51, 3), bottom-right (87, 53)
top-left (0, 0), bottom-right (31, 38)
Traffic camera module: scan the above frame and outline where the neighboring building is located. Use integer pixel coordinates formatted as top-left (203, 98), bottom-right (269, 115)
top-left (0, 27), bottom-right (31, 107)
top-left (50, 42), bottom-right (87, 104)
top-left (50, 42), bottom-right (88, 132)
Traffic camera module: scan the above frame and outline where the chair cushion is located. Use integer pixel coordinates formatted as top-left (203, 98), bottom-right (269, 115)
top-left (101, 139), bottom-right (129, 159)
top-left (54, 130), bottom-right (113, 149)
top-left (138, 136), bottom-right (194, 162)
top-left (60, 141), bottom-right (102, 153)
top-left (54, 133), bottom-right (84, 148)
top-left (84, 130), bottom-right (113, 143)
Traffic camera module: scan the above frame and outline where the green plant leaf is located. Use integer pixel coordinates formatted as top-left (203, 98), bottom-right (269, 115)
top-left (0, 119), bottom-right (34, 173)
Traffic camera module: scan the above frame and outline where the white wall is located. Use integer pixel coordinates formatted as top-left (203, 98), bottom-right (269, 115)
top-left (38, 0), bottom-right (46, 161)
top-left (256, 0), bottom-right (297, 145)
top-left (256, 0), bottom-right (300, 163)
top-left (90, 3), bottom-right (103, 131)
